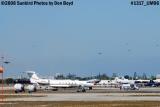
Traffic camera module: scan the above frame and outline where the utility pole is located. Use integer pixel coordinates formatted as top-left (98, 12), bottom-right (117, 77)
top-left (0, 56), bottom-right (4, 101)
top-left (0, 55), bottom-right (10, 101)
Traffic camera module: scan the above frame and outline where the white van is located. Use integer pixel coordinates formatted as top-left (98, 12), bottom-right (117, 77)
top-left (120, 83), bottom-right (139, 90)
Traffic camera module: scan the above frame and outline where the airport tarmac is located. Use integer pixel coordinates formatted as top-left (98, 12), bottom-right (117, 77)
top-left (3, 86), bottom-right (160, 93)
top-left (4, 93), bottom-right (160, 101)
top-left (2, 87), bottom-right (160, 101)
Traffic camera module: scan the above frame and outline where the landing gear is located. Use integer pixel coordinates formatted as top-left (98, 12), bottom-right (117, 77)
top-left (52, 88), bottom-right (58, 91)
top-left (77, 86), bottom-right (86, 92)
top-left (89, 87), bottom-right (92, 90)
top-left (81, 88), bottom-right (86, 92)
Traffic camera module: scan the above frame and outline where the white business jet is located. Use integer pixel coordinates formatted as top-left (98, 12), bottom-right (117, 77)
top-left (26, 71), bottom-right (97, 92)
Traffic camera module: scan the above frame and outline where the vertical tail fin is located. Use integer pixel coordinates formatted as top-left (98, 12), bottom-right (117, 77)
top-left (26, 71), bottom-right (40, 84)
top-left (26, 71), bottom-right (39, 80)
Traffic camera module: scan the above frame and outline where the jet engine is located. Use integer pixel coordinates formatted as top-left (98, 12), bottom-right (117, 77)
top-left (14, 83), bottom-right (25, 93)
top-left (27, 84), bottom-right (37, 93)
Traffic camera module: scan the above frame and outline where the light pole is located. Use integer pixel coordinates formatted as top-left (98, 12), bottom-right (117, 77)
top-left (0, 56), bottom-right (10, 101)
top-left (0, 56), bottom-right (4, 102)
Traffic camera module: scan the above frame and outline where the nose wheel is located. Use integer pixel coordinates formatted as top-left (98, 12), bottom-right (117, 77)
top-left (77, 86), bottom-right (86, 92)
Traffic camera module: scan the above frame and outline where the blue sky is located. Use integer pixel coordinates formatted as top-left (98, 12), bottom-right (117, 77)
top-left (0, 1), bottom-right (160, 77)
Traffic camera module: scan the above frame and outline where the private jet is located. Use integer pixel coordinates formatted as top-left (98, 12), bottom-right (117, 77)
top-left (25, 71), bottom-right (99, 92)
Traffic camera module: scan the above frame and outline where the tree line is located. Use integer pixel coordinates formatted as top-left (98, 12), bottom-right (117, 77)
top-left (0, 72), bottom-right (156, 84)
top-left (55, 72), bottom-right (156, 80)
